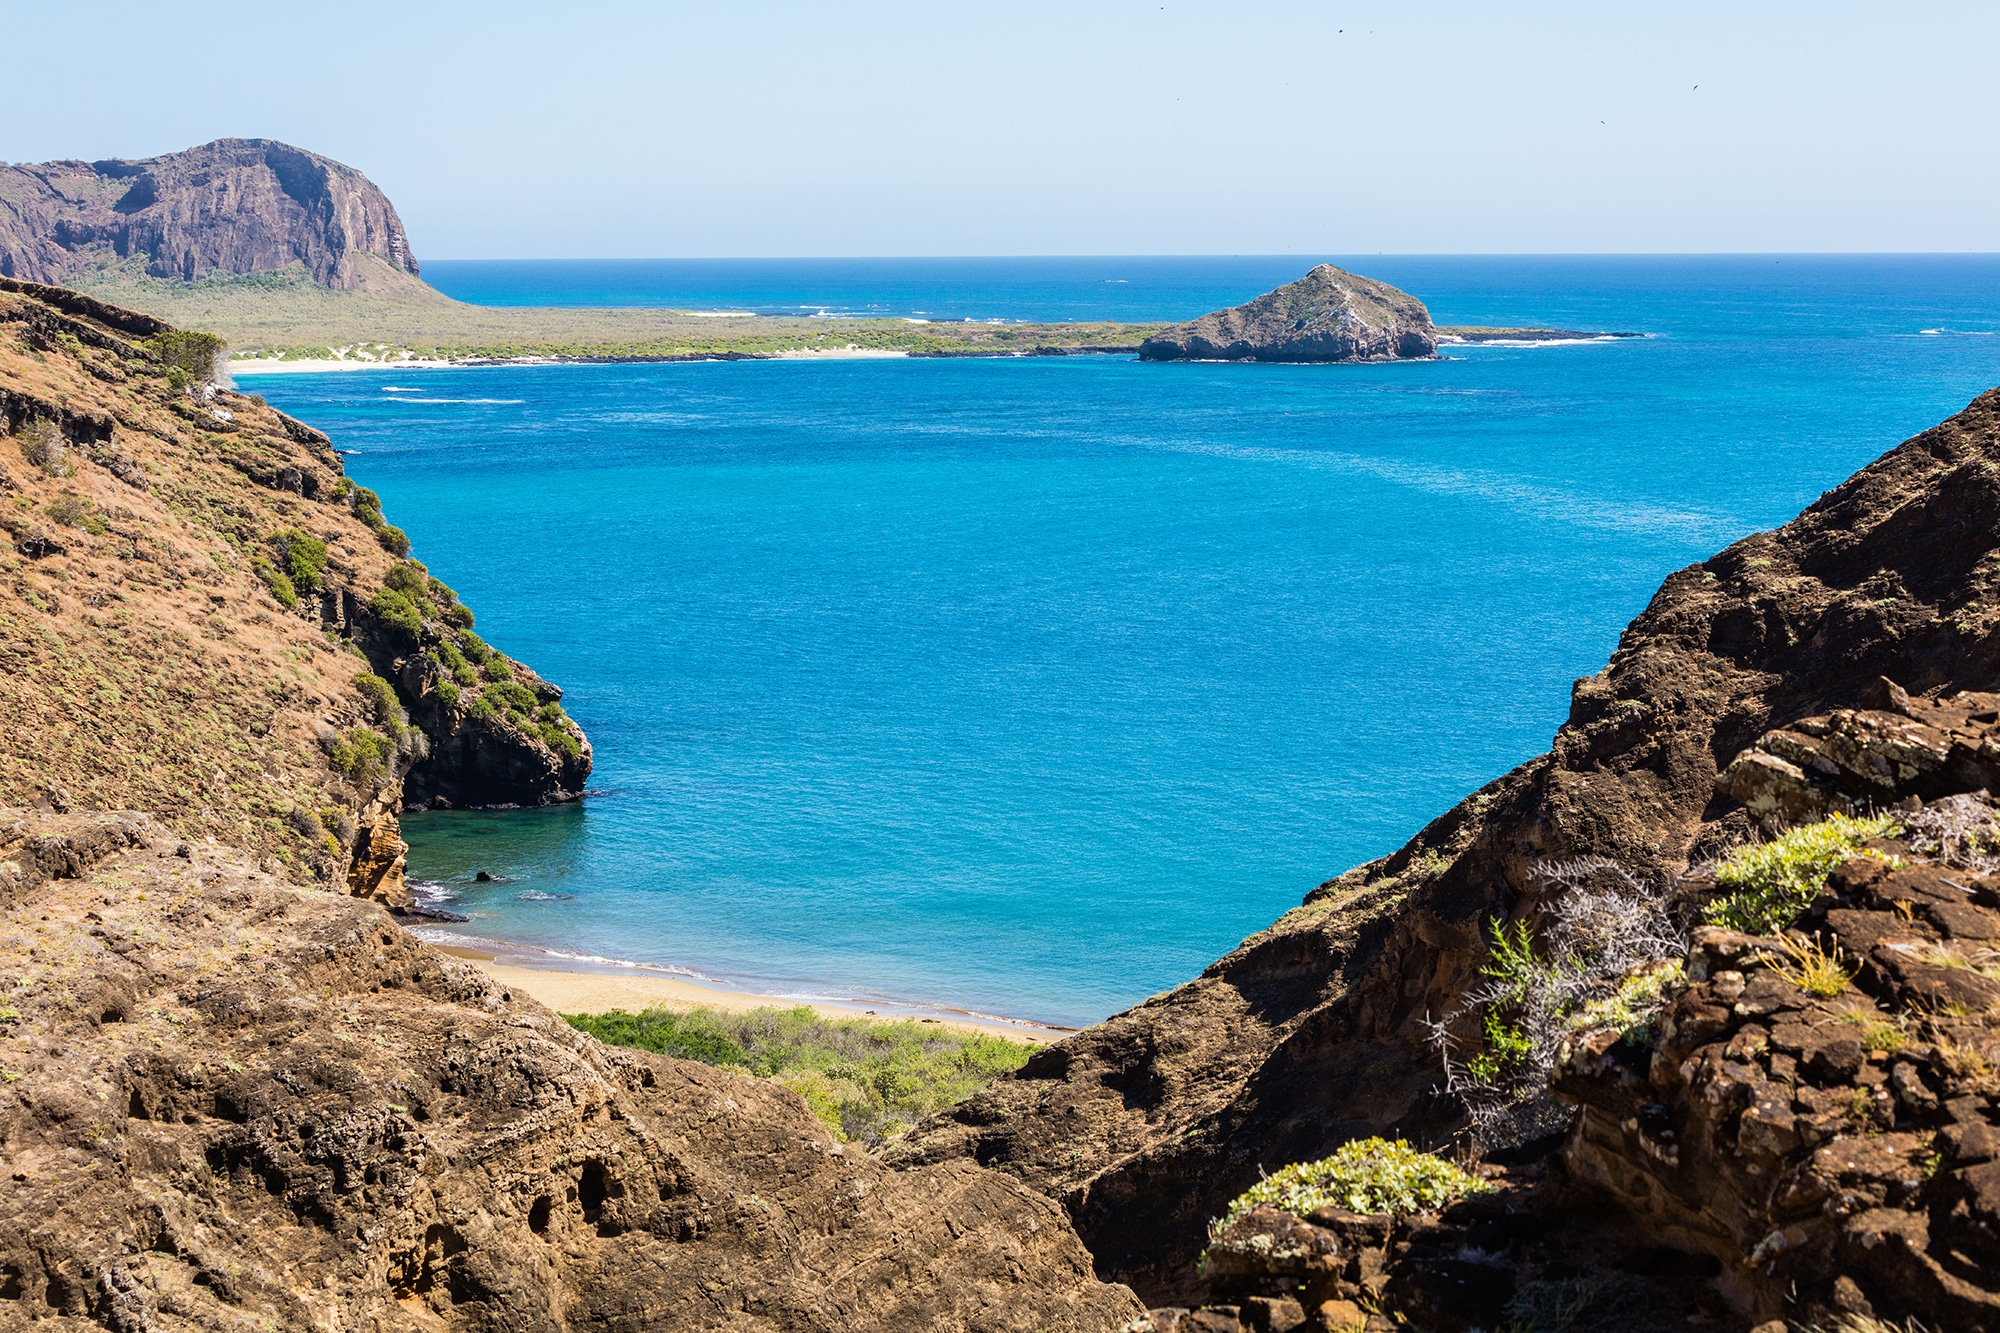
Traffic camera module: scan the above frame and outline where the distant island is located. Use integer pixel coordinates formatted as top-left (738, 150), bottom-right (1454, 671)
top-left (0, 140), bottom-right (1636, 368)
top-left (0, 139), bottom-right (1159, 365)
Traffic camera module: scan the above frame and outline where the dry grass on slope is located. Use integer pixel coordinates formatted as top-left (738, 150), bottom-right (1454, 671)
top-left (0, 283), bottom-right (424, 879)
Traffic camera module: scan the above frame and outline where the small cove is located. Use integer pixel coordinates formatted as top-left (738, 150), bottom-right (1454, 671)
top-left (245, 256), bottom-right (2000, 1028)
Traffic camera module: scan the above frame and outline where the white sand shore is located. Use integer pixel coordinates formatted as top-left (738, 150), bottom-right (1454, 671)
top-left (441, 949), bottom-right (1065, 1044)
top-left (229, 356), bottom-right (463, 375)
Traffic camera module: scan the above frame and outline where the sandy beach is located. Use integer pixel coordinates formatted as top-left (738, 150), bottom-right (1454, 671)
top-left (436, 947), bottom-right (1065, 1044)
top-left (227, 356), bottom-right (464, 375)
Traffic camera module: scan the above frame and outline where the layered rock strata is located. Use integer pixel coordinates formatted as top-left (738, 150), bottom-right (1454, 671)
top-left (0, 140), bottom-right (420, 290)
top-left (1137, 265), bottom-right (1437, 363)
top-left (0, 810), bottom-right (1146, 1329)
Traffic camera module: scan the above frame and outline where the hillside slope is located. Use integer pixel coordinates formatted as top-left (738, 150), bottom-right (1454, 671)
top-left (0, 283), bottom-right (1147, 1329)
top-left (0, 277), bottom-right (587, 899)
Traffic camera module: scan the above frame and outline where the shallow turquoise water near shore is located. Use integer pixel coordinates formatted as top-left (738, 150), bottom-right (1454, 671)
top-left (244, 257), bottom-right (2000, 1027)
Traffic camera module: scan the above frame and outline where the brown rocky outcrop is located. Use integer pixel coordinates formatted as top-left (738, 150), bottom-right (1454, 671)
top-left (1553, 697), bottom-right (2000, 1328)
top-left (0, 140), bottom-right (420, 290)
top-left (0, 808), bottom-right (1146, 1329)
top-left (1137, 266), bottom-right (1437, 363)
top-left (898, 386), bottom-right (2000, 1302)
top-left (0, 280), bottom-right (581, 889)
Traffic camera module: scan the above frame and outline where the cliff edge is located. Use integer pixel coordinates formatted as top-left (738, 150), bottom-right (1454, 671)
top-left (898, 386), bottom-right (2000, 1321)
top-left (1138, 265), bottom-right (1438, 363)
top-left (0, 139), bottom-right (420, 292)
top-left (0, 277), bottom-right (587, 910)
top-left (0, 284), bottom-right (1147, 1328)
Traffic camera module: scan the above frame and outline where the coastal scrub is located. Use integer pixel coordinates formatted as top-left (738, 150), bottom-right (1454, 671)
top-left (1213, 1138), bottom-right (1487, 1233)
top-left (565, 1005), bottom-right (1035, 1146)
top-left (1706, 813), bottom-right (1902, 935)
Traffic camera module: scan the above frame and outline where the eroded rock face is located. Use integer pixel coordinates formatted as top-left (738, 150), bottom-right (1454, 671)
top-left (1557, 849), bottom-right (2000, 1328)
top-left (0, 139), bottom-right (420, 289)
top-left (898, 388), bottom-right (2000, 1301)
top-left (1137, 266), bottom-right (1437, 363)
top-left (0, 809), bottom-right (1146, 1330)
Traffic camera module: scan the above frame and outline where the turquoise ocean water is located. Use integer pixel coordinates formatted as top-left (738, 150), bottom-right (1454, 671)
top-left (242, 257), bottom-right (2000, 1028)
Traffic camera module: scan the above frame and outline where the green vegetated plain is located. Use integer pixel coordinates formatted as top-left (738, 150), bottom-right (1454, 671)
top-left (564, 1005), bottom-right (1036, 1146)
top-left (63, 254), bottom-right (1161, 364)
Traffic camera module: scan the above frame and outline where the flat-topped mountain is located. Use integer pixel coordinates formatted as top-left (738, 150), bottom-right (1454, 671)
top-left (0, 138), bottom-right (420, 292)
top-left (1139, 264), bottom-right (1438, 363)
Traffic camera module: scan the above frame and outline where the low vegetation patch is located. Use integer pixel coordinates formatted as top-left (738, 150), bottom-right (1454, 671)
top-left (45, 493), bottom-right (107, 535)
top-left (1705, 813), bottom-right (1901, 935)
top-left (327, 727), bottom-right (395, 788)
top-left (1213, 1138), bottom-right (1487, 1234)
top-left (565, 1005), bottom-right (1035, 1146)
top-left (1761, 932), bottom-right (1858, 998)
top-left (1430, 858), bottom-right (1687, 1146)
top-left (273, 527), bottom-right (328, 591)
top-left (15, 418), bottom-right (71, 476)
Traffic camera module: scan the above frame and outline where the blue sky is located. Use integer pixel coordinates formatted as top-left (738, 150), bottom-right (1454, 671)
top-left (6, 2), bottom-right (1995, 257)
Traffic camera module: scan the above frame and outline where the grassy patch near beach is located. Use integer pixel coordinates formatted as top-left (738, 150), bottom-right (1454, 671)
top-left (63, 254), bottom-right (1158, 363)
top-left (565, 1004), bottom-right (1036, 1145)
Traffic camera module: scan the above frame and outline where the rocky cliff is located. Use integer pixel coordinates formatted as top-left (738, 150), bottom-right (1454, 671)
top-left (0, 277), bottom-right (585, 906)
top-left (0, 283), bottom-right (1151, 1329)
top-left (0, 140), bottom-right (420, 291)
top-left (1138, 265), bottom-right (1438, 363)
top-left (898, 387), bottom-right (2000, 1322)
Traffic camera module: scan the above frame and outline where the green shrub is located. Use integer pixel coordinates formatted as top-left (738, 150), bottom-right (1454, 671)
top-left (377, 525), bottom-right (410, 558)
top-left (147, 330), bottom-right (226, 384)
top-left (566, 1005), bottom-right (1035, 1145)
top-left (457, 631), bottom-right (493, 664)
top-left (443, 602), bottom-right (476, 629)
top-left (253, 555), bottom-right (298, 609)
top-left (1212, 1138), bottom-right (1488, 1234)
top-left (369, 588), bottom-right (423, 638)
top-left (539, 721), bottom-right (583, 760)
top-left (467, 696), bottom-right (498, 723)
top-left (487, 680), bottom-right (538, 713)
top-left (438, 642), bottom-right (468, 671)
top-left (384, 558), bottom-right (429, 597)
top-left (45, 493), bottom-right (107, 535)
top-left (434, 679), bottom-right (461, 706)
top-left (273, 528), bottom-right (328, 591)
top-left (352, 672), bottom-right (402, 728)
top-left (453, 664), bottom-right (478, 686)
top-left (482, 655), bottom-right (512, 682)
top-left (1706, 813), bottom-right (1902, 935)
top-left (16, 419), bottom-right (71, 476)
top-left (328, 727), bottom-right (395, 787)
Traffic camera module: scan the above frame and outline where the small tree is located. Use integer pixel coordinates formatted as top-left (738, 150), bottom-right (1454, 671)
top-left (147, 330), bottom-right (227, 388)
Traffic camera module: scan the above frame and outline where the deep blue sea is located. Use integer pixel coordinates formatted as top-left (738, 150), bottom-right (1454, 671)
top-left (242, 256), bottom-right (2000, 1028)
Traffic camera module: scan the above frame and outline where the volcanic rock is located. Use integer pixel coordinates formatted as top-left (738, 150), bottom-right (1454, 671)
top-left (1138, 265), bottom-right (1437, 363)
top-left (0, 809), bottom-right (1145, 1329)
top-left (0, 139), bottom-right (420, 289)
top-left (896, 386), bottom-right (2000, 1305)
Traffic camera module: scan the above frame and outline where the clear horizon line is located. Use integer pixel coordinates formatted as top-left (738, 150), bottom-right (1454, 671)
top-left (418, 250), bottom-right (2000, 264)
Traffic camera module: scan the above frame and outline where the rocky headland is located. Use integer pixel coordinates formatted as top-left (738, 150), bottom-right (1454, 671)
top-left (1138, 265), bottom-right (1439, 364)
top-left (896, 388), bottom-right (2000, 1328)
top-left (0, 281), bottom-right (1146, 1327)
top-left (0, 140), bottom-right (421, 293)
top-left (6, 272), bottom-right (2000, 1330)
